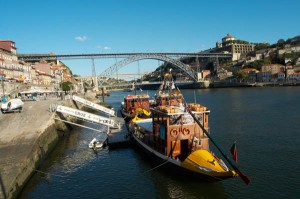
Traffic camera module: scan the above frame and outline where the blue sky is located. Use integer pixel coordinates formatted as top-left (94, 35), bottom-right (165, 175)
top-left (1, 0), bottom-right (300, 77)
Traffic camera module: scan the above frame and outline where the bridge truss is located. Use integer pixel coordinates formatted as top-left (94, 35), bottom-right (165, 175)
top-left (18, 52), bottom-right (232, 83)
top-left (99, 53), bottom-right (201, 82)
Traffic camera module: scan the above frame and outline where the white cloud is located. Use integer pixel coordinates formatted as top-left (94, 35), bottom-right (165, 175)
top-left (75, 36), bottom-right (87, 42)
top-left (103, 46), bottom-right (111, 50)
top-left (96, 45), bottom-right (111, 51)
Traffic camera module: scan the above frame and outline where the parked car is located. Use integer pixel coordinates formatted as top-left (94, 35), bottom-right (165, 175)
top-left (1, 99), bottom-right (24, 113)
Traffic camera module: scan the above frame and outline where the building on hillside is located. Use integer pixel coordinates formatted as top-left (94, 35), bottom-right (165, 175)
top-left (0, 40), bottom-right (17, 54)
top-left (51, 65), bottom-right (64, 90)
top-left (33, 63), bottom-right (51, 75)
top-left (216, 68), bottom-right (233, 80)
top-left (278, 45), bottom-right (300, 56)
top-left (36, 70), bottom-right (52, 85)
top-left (294, 66), bottom-right (300, 72)
top-left (0, 39), bottom-right (72, 88)
top-left (286, 68), bottom-right (294, 80)
top-left (277, 72), bottom-right (285, 81)
top-left (278, 49), bottom-right (286, 55)
top-left (0, 40), bottom-right (18, 80)
top-left (212, 34), bottom-right (255, 61)
top-left (31, 67), bottom-right (38, 85)
top-left (0, 49), bottom-right (14, 79)
top-left (196, 70), bottom-right (211, 80)
top-left (222, 33), bottom-right (236, 44)
top-left (295, 58), bottom-right (300, 66)
top-left (288, 73), bottom-right (300, 80)
top-left (261, 64), bottom-right (285, 75)
top-left (290, 46), bottom-right (300, 52)
top-left (63, 73), bottom-right (71, 81)
top-left (0, 40), bottom-right (34, 83)
top-left (257, 71), bottom-right (272, 82)
top-left (19, 61), bottom-right (32, 83)
top-left (242, 68), bottom-right (258, 82)
top-left (32, 63), bottom-right (53, 85)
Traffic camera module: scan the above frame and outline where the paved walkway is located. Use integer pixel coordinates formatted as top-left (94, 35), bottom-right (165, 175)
top-left (0, 98), bottom-right (62, 199)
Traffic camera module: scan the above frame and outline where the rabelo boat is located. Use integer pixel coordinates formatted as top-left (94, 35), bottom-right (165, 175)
top-left (128, 73), bottom-right (240, 181)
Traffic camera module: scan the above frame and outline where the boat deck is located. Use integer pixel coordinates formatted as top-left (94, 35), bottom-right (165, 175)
top-left (135, 118), bottom-right (153, 132)
top-left (151, 105), bottom-right (210, 116)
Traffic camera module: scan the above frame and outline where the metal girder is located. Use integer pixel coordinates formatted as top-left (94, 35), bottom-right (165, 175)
top-left (98, 53), bottom-right (198, 82)
top-left (18, 52), bottom-right (232, 61)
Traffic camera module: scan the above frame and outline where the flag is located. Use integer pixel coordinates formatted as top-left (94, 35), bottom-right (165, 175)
top-left (230, 143), bottom-right (238, 163)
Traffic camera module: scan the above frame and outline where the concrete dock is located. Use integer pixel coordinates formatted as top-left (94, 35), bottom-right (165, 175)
top-left (107, 117), bottom-right (131, 148)
top-left (0, 98), bottom-right (71, 199)
top-left (0, 97), bottom-right (130, 199)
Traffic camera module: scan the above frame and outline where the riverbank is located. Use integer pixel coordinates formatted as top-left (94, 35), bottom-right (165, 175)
top-left (106, 80), bottom-right (300, 92)
top-left (0, 98), bottom-right (81, 199)
top-left (210, 80), bottom-right (300, 88)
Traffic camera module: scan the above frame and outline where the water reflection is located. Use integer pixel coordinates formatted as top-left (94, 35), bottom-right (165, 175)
top-left (55, 124), bottom-right (107, 173)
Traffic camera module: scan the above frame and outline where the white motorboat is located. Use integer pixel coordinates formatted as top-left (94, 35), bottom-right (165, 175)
top-left (89, 138), bottom-right (104, 149)
top-left (1, 99), bottom-right (24, 113)
top-left (88, 133), bottom-right (108, 149)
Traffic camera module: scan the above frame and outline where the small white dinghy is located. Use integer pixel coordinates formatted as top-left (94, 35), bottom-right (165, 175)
top-left (88, 133), bottom-right (108, 150)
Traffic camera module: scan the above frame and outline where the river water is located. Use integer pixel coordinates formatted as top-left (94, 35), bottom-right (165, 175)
top-left (20, 87), bottom-right (300, 199)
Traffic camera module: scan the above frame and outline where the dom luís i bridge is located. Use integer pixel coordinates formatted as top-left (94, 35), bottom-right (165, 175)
top-left (18, 52), bottom-right (232, 89)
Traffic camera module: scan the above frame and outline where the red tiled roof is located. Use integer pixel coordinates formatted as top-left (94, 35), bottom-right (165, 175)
top-left (34, 63), bottom-right (51, 75)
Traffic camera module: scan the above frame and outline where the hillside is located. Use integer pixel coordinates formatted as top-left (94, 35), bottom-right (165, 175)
top-left (141, 35), bottom-right (300, 82)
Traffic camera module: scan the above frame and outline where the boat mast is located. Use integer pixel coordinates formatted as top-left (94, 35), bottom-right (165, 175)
top-left (169, 69), bottom-right (172, 105)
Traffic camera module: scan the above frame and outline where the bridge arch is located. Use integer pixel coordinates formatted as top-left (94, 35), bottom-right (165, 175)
top-left (98, 54), bottom-right (198, 82)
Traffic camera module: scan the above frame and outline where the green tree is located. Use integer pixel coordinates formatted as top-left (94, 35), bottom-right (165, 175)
top-left (248, 60), bottom-right (264, 70)
top-left (61, 81), bottom-right (73, 91)
top-left (236, 69), bottom-right (248, 81)
top-left (254, 43), bottom-right (270, 51)
top-left (277, 39), bottom-right (285, 49)
top-left (263, 57), bottom-right (271, 65)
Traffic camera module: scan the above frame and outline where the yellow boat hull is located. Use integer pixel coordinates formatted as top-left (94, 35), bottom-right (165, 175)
top-left (181, 150), bottom-right (237, 179)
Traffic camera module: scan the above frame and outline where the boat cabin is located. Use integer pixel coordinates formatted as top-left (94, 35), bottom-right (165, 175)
top-left (155, 90), bottom-right (184, 107)
top-left (123, 94), bottom-right (150, 113)
top-left (133, 103), bottom-right (210, 161)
